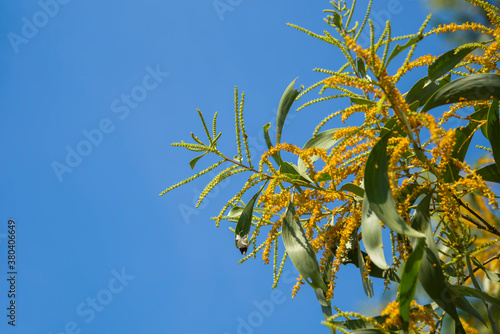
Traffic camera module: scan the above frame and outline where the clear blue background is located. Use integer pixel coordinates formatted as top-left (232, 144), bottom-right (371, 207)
top-left (0, 1), bottom-right (444, 333)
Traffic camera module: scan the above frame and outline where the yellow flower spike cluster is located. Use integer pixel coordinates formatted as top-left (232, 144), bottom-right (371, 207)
top-left (162, 1), bottom-right (500, 331)
top-left (381, 300), bottom-right (436, 332)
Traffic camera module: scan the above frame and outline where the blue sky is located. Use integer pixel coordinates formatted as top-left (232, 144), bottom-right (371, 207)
top-left (0, 1), bottom-right (447, 333)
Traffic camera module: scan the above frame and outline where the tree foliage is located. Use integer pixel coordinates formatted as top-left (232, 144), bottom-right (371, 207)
top-left (161, 1), bottom-right (500, 332)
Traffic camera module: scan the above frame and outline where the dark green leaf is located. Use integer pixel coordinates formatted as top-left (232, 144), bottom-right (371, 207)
top-left (298, 128), bottom-right (341, 177)
top-left (189, 153), bottom-right (206, 169)
top-left (476, 163), bottom-right (500, 183)
top-left (386, 35), bottom-right (422, 67)
top-left (263, 123), bottom-right (284, 168)
top-left (331, 12), bottom-right (342, 28)
top-left (400, 238), bottom-right (425, 331)
top-left (444, 106), bottom-right (489, 183)
top-left (471, 257), bottom-right (500, 282)
top-left (277, 78), bottom-right (301, 144)
top-left (340, 183), bottom-right (365, 200)
top-left (487, 99), bottom-right (500, 171)
top-left (327, 316), bottom-right (386, 331)
top-left (405, 75), bottom-right (451, 110)
top-left (361, 193), bottom-right (389, 270)
top-left (235, 187), bottom-right (264, 253)
top-left (350, 97), bottom-right (375, 106)
top-left (364, 132), bottom-right (425, 238)
top-left (357, 58), bottom-right (367, 78)
top-left (356, 236), bottom-right (374, 297)
top-left (452, 285), bottom-right (500, 308)
top-left (421, 74), bottom-right (500, 113)
top-left (428, 45), bottom-right (477, 82)
top-left (282, 198), bottom-right (328, 291)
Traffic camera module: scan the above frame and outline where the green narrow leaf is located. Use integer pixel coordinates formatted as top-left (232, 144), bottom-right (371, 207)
top-left (385, 35), bottom-right (422, 67)
top-left (452, 285), bottom-right (500, 308)
top-left (476, 163), bottom-right (500, 183)
top-left (357, 58), bottom-right (367, 78)
top-left (405, 75), bottom-right (451, 110)
top-left (340, 183), bottom-right (364, 200)
top-left (364, 133), bottom-right (425, 238)
top-left (487, 99), bottom-right (500, 171)
top-left (350, 97), bottom-right (375, 106)
top-left (234, 186), bottom-right (264, 254)
top-left (400, 238), bottom-right (425, 331)
top-left (361, 193), bottom-right (389, 270)
top-left (428, 45), bottom-right (477, 82)
top-left (421, 74), bottom-right (500, 113)
top-left (276, 78), bottom-right (302, 145)
top-left (298, 128), bottom-right (341, 177)
top-left (409, 194), bottom-right (463, 326)
top-left (263, 123), bottom-right (284, 167)
top-left (356, 236), bottom-right (374, 297)
top-left (189, 153), bottom-right (206, 170)
top-left (471, 257), bottom-right (500, 282)
top-left (444, 106), bottom-right (489, 183)
top-left (282, 198), bottom-right (328, 291)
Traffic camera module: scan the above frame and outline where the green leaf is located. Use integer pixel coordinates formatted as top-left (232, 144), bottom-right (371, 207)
top-left (189, 153), bottom-right (206, 169)
top-left (476, 163), bottom-right (500, 183)
top-left (400, 238), bottom-right (425, 331)
top-left (452, 285), bottom-right (500, 308)
top-left (444, 106), bottom-right (489, 183)
top-left (467, 256), bottom-right (499, 334)
top-left (277, 78), bottom-right (301, 145)
top-left (350, 97), bottom-right (375, 106)
top-left (408, 195), bottom-right (462, 326)
top-left (331, 11), bottom-right (342, 28)
top-left (386, 35), bottom-right (422, 67)
top-left (357, 58), bottom-right (367, 78)
top-left (298, 128), bottom-right (341, 177)
top-left (234, 187), bottom-right (264, 253)
top-left (428, 45), bottom-right (477, 82)
top-left (364, 132), bottom-right (425, 238)
top-left (228, 206), bottom-right (244, 218)
top-left (263, 123), bottom-right (284, 168)
top-left (356, 235), bottom-right (374, 297)
top-left (340, 183), bottom-right (364, 200)
top-left (487, 99), bottom-right (500, 171)
top-left (327, 316), bottom-right (386, 331)
top-left (282, 198), bottom-right (328, 291)
top-left (471, 257), bottom-right (500, 282)
top-left (361, 193), bottom-right (389, 270)
top-left (421, 73), bottom-right (500, 113)
top-left (405, 75), bottom-right (451, 110)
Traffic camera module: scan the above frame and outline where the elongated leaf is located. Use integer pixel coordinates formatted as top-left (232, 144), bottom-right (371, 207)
top-left (328, 316), bottom-right (386, 331)
top-left (356, 235), bottom-right (374, 297)
top-left (350, 97), bottom-right (375, 106)
top-left (361, 193), bottom-right (389, 270)
top-left (405, 75), bottom-right (451, 110)
top-left (400, 238), bottom-right (425, 331)
top-left (341, 183), bottom-right (364, 200)
top-left (409, 194), bottom-right (462, 325)
top-left (357, 58), bottom-right (367, 78)
top-left (471, 257), bottom-right (500, 282)
top-left (263, 123), bottom-right (284, 167)
top-left (298, 128), bottom-right (341, 177)
top-left (428, 45), bottom-right (477, 81)
top-left (364, 133), bottom-right (425, 238)
top-left (386, 35), bottom-right (422, 67)
top-left (487, 99), bottom-right (500, 171)
top-left (467, 255), bottom-right (498, 334)
top-left (282, 198), bottom-right (328, 291)
top-left (276, 78), bottom-right (301, 145)
top-left (421, 74), bottom-right (500, 112)
top-left (189, 153), bottom-right (206, 169)
top-left (235, 187), bottom-right (264, 254)
top-left (444, 106), bottom-right (489, 183)
top-left (452, 285), bottom-right (500, 308)
top-left (476, 163), bottom-right (500, 183)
